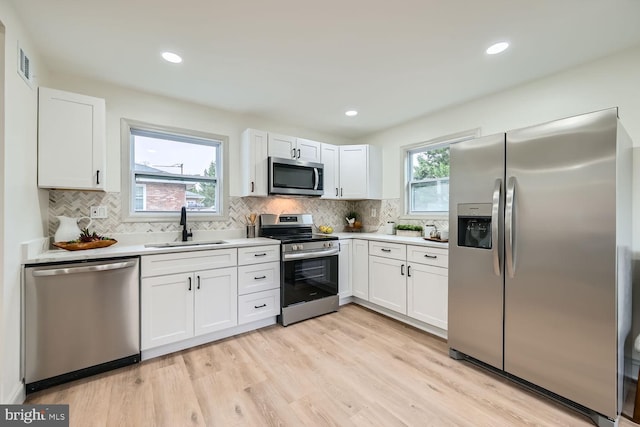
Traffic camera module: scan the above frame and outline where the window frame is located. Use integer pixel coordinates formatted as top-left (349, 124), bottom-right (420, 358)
top-left (120, 118), bottom-right (229, 222)
top-left (400, 129), bottom-right (480, 220)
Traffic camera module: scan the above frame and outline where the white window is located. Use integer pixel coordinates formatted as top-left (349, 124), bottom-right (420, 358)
top-left (121, 119), bottom-right (228, 220)
top-left (407, 144), bottom-right (450, 213)
top-left (402, 130), bottom-right (479, 218)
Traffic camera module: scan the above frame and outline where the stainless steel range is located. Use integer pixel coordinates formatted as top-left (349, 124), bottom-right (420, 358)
top-left (259, 213), bottom-right (339, 326)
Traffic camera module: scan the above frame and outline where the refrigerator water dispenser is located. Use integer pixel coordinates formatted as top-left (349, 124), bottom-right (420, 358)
top-left (457, 203), bottom-right (492, 249)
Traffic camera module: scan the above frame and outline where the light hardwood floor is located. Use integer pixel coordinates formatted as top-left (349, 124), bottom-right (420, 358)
top-left (26, 304), bottom-right (637, 427)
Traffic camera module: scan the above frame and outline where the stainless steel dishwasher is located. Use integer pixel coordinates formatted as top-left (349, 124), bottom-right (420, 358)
top-left (24, 257), bottom-right (140, 393)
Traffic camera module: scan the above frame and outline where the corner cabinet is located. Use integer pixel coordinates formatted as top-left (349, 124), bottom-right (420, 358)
top-left (321, 143), bottom-right (381, 200)
top-left (38, 87), bottom-right (106, 190)
top-left (239, 128), bottom-right (269, 196)
top-left (338, 240), bottom-right (352, 302)
top-left (351, 239), bottom-right (369, 299)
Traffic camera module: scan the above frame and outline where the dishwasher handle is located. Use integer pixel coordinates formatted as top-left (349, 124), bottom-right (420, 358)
top-left (31, 260), bottom-right (138, 277)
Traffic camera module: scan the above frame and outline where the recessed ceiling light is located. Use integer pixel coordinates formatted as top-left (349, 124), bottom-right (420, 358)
top-left (161, 51), bottom-right (182, 63)
top-left (486, 42), bottom-right (509, 55)
top-left (345, 110), bottom-right (358, 117)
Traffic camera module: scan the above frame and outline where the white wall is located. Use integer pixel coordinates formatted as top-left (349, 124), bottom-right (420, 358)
top-left (44, 73), bottom-right (353, 196)
top-left (362, 45), bottom-right (640, 199)
top-left (0, 0), bottom-right (49, 404)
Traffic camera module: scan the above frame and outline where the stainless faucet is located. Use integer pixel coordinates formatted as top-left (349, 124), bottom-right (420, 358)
top-left (180, 206), bottom-right (193, 242)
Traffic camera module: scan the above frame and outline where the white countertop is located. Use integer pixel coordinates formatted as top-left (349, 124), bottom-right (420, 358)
top-left (333, 232), bottom-right (449, 249)
top-left (23, 237), bottom-right (281, 265)
top-left (23, 232), bottom-right (448, 265)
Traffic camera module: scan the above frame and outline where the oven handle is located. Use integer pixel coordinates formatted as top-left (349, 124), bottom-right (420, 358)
top-left (283, 247), bottom-right (340, 261)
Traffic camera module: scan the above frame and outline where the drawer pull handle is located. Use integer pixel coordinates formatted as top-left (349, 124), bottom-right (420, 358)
top-left (400, 264), bottom-right (405, 275)
top-left (407, 265), bottom-right (411, 277)
top-left (254, 303), bottom-right (267, 309)
top-left (254, 253), bottom-right (267, 257)
top-left (197, 275), bottom-right (201, 289)
top-left (424, 254), bottom-right (438, 259)
top-left (254, 275), bottom-right (267, 280)
top-left (188, 277), bottom-right (192, 291)
top-left (381, 248), bottom-right (392, 253)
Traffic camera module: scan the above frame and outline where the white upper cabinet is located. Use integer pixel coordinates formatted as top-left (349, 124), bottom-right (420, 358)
top-left (321, 143), bottom-right (340, 199)
top-left (268, 133), bottom-right (321, 162)
top-left (38, 87), bottom-right (106, 190)
top-left (295, 138), bottom-right (322, 162)
top-left (321, 143), bottom-right (382, 200)
top-left (267, 132), bottom-right (296, 159)
top-left (239, 128), bottom-right (268, 197)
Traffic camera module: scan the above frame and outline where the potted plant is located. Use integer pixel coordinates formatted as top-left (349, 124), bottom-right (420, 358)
top-left (395, 224), bottom-right (423, 237)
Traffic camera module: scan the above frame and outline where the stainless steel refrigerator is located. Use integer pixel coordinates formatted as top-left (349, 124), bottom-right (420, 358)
top-left (448, 108), bottom-right (632, 427)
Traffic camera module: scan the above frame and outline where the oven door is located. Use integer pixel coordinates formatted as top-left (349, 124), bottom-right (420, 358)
top-left (282, 254), bottom-right (338, 307)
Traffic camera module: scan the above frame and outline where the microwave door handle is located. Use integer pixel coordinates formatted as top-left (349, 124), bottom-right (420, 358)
top-left (314, 168), bottom-right (319, 190)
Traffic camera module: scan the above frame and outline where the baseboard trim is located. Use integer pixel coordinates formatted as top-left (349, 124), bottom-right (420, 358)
top-left (141, 317), bottom-right (277, 361)
top-left (5, 380), bottom-right (25, 404)
top-left (351, 297), bottom-right (447, 340)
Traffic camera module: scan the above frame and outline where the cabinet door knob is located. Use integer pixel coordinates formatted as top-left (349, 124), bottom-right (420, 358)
top-left (407, 265), bottom-right (411, 277)
top-left (400, 264), bottom-right (405, 276)
top-left (197, 275), bottom-right (201, 289)
top-left (188, 276), bottom-right (192, 291)
top-left (292, 148), bottom-right (296, 158)
top-left (251, 181), bottom-right (255, 193)
top-left (96, 170), bottom-right (100, 185)
top-left (335, 188), bottom-right (338, 197)
top-left (297, 148), bottom-right (301, 159)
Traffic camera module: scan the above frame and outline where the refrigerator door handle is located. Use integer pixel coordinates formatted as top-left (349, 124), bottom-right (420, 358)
top-left (505, 176), bottom-right (517, 278)
top-left (491, 178), bottom-right (502, 277)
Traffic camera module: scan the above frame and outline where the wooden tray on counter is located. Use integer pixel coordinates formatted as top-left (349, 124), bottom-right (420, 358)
top-left (53, 239), bottom-right (117, 251)
top-left (423, 237), bottom-right (448, 243)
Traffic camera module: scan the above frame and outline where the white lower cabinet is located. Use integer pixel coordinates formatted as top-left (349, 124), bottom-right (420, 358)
top-left (338, 240), bottom-right (352, 299)
top-left (238, 288), bottom-right (280, 324)
top-left (407, 263), bottom-right (448, 329)
top-left (141, 249), bottom-right (239, 350)
top-left (141, 266), bottom-right (237, 350)
top-left (237, 260), bottom-right (281, 324)
top-left (366, 242), bottom-right (448, 332)
top-left (194, 267), bottom-right (238, 335)
top-left (369, 256), bottom-right (407, 314)
top-left (352, 239), bottom-right (369, 299)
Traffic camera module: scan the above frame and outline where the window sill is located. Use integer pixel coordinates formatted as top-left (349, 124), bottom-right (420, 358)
top-left (398, 212), bottom-right (449, 221)
top-left (121, 211), bottom-right (229, 223)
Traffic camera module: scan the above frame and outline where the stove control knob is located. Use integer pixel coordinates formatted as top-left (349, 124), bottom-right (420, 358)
top-left (298, 244), bottom-right (303, 251)
top-left (292, 244), bottom-right (298, 250)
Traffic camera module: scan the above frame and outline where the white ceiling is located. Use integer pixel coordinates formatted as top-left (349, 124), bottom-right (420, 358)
top-left (9, 0), bottom-right (640, 139)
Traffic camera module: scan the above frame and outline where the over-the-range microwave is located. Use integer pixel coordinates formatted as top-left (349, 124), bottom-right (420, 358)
top-left (268, 157), bottom-right (324, 197)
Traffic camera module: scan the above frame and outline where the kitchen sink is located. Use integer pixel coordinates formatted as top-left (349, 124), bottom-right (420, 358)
top-left (144, 240), bottom-right (227, 248)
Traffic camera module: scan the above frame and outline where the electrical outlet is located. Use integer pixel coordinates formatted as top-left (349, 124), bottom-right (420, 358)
top-left (90, 206), bottom-right (108, 219)
top-left (371, 208), bottom-right (377, 218)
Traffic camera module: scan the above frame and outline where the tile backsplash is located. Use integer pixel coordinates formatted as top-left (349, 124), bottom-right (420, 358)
top-left (48, 191), bottom-right (447, 237)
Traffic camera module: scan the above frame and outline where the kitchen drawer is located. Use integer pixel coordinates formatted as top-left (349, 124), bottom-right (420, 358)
top-left (368, 241), bottom-right (406, 260)
top-left (407, 245), bottom-right (448, 268)
top-left (237, 245), bottom-right (280, 265)
top-left (238, 288), bottom-right (280, 324)
top-left (238, 261), bottom-right (280, 295)
top-left (141, 248), bottom-right (237, 277)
